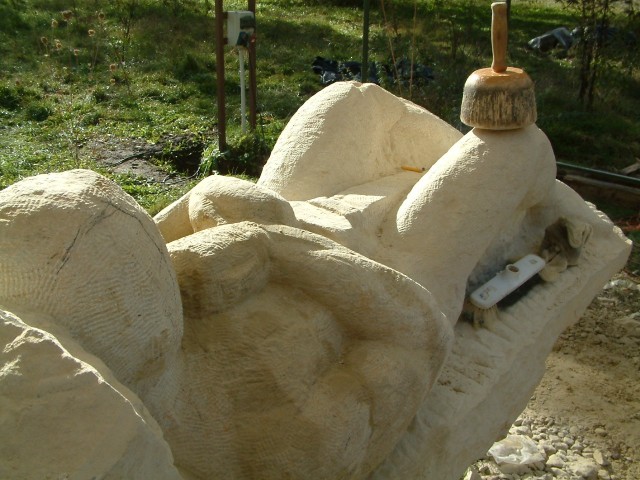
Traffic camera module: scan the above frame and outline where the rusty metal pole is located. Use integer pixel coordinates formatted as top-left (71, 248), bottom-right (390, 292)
top-left (215, 0), bottom-right (227, 150)
top-left (248, 0), bottom-right (257, 129)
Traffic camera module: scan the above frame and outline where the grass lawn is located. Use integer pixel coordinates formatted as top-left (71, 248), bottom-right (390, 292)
top-left (0, 0), bottom-right (638, 214)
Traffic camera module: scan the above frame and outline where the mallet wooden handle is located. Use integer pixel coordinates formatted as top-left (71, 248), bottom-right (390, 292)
top-left (491, 2), bottom-right (508, 73)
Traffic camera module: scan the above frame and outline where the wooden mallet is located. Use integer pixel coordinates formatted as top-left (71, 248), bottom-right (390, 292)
top-left (460, 2), bottom-right (537, 130)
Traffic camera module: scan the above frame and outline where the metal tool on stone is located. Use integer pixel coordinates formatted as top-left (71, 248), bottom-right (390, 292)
top-left (460, 2), bottom-right (537, 130)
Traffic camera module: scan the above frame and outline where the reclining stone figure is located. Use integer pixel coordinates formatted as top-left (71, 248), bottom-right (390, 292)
top-left (0, 82), bottom-right (631, 479)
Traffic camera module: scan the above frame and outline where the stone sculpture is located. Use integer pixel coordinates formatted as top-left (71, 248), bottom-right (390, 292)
top-left (0, 80), bottom-right (631, 479)
top-left (0, 15), bottom-right (632, 473)
top-left (0, 309), bottom-right (181, 479)
top-left (0, 167), bottom-right (452, 480)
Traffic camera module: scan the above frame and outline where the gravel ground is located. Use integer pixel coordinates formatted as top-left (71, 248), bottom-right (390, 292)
top-left (463, 271), bottom-right (640, 480)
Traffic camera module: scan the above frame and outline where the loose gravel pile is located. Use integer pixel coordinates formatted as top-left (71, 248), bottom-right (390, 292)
top-left (463, 272), bottom-right (640, 480)
top-left (466, 413), bottom-right (632, 480)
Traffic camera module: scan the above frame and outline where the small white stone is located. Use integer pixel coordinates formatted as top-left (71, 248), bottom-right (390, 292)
top-left (571, 457), bottom-right (599, 480)
top-left (546, 453), bottom-right (565, 468)
top-left (598, 469), bottom-right (611, 480)
top-left (550, 467), bottom-right (569, 479)
top-left (533, 460), bottom-right (546, 470)
top-left (539, 441), bottom-right (557, 455)
top-left (563, 436), bottom-right (574, 447)
top-left (569, 426), bottom-right (580, 435)
top-left (463, 466), bottom-right (482, 480)
top-left (592, 449), bottom-right (608, 466)
top-left (512, 425), bottom-right (532, 437)
top-left (556, 442), bottom-right (569, 451)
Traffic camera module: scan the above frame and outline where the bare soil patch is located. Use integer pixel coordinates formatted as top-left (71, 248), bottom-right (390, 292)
top-left (83, 133), bottom-right (209, 183)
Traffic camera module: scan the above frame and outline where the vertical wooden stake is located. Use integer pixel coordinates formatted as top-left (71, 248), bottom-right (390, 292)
top-left (248, 0), bottom-right (257, 130)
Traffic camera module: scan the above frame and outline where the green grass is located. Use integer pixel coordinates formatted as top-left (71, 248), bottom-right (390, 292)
top-left (0, 0), bottom-right (639, 212)
top-left (114, 172), bottom-right (196, 214)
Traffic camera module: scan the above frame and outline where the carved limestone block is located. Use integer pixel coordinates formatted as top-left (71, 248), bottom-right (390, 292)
top-left (0, 81), bottom-right (632, 480)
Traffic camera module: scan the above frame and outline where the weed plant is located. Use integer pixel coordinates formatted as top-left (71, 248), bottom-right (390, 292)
top-left (0, 0), bottom-right (638, 212)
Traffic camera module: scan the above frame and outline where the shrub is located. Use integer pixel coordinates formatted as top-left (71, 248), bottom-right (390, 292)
top-left (0, 86), bottom-right (21, 110)
top-left (25, 103), bottom-right (52, 121)
top-left (175, 53), bottom-right (207, 80)
top-left (199, 131), bottom-right (271, 178)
